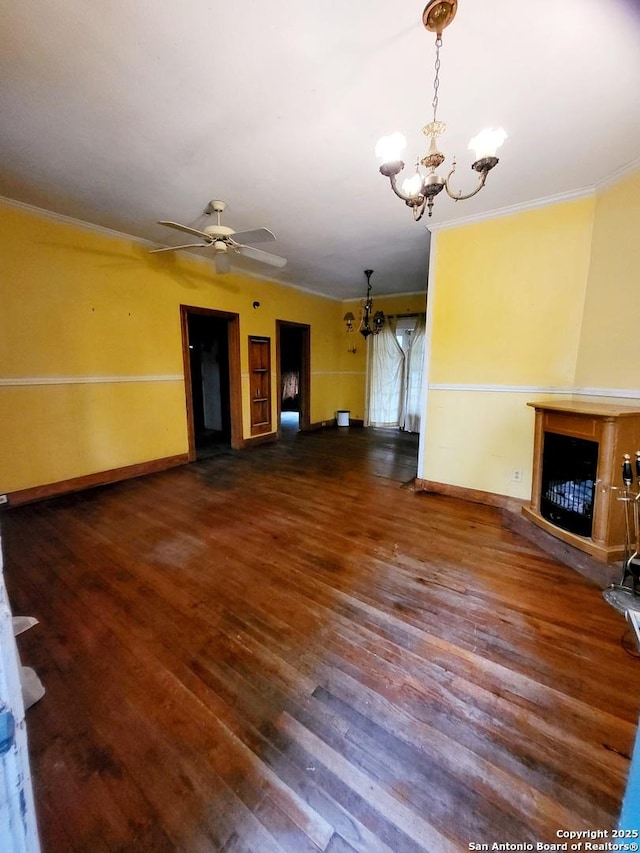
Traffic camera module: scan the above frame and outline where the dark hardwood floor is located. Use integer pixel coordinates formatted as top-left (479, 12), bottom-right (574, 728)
top-left (2, 426), bottom-right (639, 852)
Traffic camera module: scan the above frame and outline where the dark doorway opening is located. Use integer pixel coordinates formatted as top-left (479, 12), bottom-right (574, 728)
top-left (188, 314), bottom-right (231, 459)
top-left (181, 306), bottom-right (242, 461)
top-left (277, 321), bottom-right (310, 436)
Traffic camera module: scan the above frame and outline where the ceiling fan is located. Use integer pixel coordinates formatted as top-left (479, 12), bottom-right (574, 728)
top-left (150, 200), bottom-right (287, 274)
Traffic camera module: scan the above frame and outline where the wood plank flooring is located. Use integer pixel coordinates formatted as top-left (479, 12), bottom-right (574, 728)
top-left (2, 426), bottom-right (639, 852)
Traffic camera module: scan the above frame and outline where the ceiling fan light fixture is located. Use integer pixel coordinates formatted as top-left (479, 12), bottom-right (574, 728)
top-left (150, 200), bottom-right (287, 269)
top-left (376, 0), bottom-right (506, 221)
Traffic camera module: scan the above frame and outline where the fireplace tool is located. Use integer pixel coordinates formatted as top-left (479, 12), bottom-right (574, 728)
top-left (602, 452), bottom-right (640, 615)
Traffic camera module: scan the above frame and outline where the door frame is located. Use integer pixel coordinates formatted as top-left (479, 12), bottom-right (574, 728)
top-left (180, 305), bottom-right (243, 460)
top-left (276, 320), bottom-right (311, 434)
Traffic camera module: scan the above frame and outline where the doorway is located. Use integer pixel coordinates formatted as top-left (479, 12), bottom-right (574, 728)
top-left (276, 320), bottom-right (310, 435)
top-left (180, 306), bottom-right (242, 461)
top-left (366, 313), bottom-right (426, 433)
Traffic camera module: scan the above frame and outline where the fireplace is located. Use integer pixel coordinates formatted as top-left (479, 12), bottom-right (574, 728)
top-left (523, 399), bottom-right (640, 562)
top-left (540, 432), bottom-right (598, 538)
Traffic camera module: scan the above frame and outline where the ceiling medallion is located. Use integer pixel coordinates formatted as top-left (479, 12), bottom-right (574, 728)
top-left (422, 0), bottom-right (457, 35)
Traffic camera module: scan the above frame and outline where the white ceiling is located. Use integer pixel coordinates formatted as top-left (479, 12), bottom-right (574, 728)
top-left (2, 0), bottom-right (640, 299)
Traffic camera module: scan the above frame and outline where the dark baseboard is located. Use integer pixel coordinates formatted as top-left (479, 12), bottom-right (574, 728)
top-left (241, 432), bottom-right (278, 449)
top-left (5, 454), bottom-right (189, 508)
top-left (414, 479), bottom-right (618, 587)
top-left (306, 418), bottom-right (364, 431)
top-left (503, 507), bottom-right (620, 588)
top-left (414, 478), bottom-right (526, 512)
top-left (307, 419), bottom-right (334, 431)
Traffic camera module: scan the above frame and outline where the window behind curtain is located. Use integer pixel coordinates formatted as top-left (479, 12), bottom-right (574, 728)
top-left (366, 314), bottom-right (425, 432)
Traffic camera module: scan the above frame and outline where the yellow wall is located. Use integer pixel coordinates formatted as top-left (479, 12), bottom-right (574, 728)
top-left (6, 168), bottom-right (636, 501)
top-left (423, 196), bottom-right (596, 498)
top-left (574, 169), bottom-right (640, 390)
top-left (428, 199), bottom-right (595, 387)
top-left (0, 201), bottom-right (343, 493)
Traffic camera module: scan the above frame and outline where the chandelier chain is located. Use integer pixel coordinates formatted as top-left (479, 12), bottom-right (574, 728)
top-left (431, 36), bottom-right (442, 123)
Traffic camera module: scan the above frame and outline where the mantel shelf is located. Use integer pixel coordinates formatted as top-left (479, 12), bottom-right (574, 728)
top-left (527, 398), bottom-right (640, 418)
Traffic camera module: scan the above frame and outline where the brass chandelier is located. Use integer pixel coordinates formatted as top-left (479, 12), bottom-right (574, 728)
top-left (344, 270), bottom-right (385, 340)
top-left (375, 0), bottom-right (506, 220)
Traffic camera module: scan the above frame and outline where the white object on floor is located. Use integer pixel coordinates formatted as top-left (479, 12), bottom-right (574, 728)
top-left (19, 668), bottom-right (45, 711)
top-left (11, 615), bottom-right (46, 708)
top-left (12, 617), bottom-right (38, 636)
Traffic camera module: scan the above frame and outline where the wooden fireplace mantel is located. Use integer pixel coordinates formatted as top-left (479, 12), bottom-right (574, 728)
top-left (522, 398), bottom-right (640, 563)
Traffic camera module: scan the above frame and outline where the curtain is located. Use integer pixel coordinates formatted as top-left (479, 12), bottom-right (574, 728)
top-left (365, 319), bottom-right (405, 428)
top-left (281, 370), bottom-right (299, 401)
top-left (401, 313), bottom-right (425, 433)
top-left (365, 313), bottom-right (426, 432)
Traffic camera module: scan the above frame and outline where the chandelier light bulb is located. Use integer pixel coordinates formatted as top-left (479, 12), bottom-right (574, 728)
top-left (375, 132), bottom-right (407, 164)
top-left (468, 127), bottom-right (507, 161)
top-left (401, 172), bottom-right (424, 197)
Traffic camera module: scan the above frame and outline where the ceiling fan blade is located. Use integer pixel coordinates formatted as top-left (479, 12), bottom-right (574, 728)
top-left (149, 242), bottom-right (211, 254)
top-left (158, 221), bottom-right (212, 240)
top-left (237, 244), bottom-right (287, 268)
top-left (231, 227), bottom-right (276, 245)
top-left (214, 253), bottom-right (232, 274)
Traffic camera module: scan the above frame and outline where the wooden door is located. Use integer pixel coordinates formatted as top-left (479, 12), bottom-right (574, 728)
top-left (248, 336), bottom-right (272, 436)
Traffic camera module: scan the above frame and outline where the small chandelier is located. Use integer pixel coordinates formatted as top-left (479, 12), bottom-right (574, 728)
top-left (342, 309), bottom-right (357, 352)
top-left (358, 269), bottom-right (385, 338)
top-left (375, 0), bottom-right (506, 220)
top-left (343, 311), bottom-right (356, 332)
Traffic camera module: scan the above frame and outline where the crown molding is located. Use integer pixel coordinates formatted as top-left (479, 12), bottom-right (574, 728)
top-left (273, 277), bottom-right (341, 301)
top-left (340, 289), bottom-right (428, 304)
top-left (0, 194), bottom-right (160, 248)
top-left (595, 156), bottom-right (640, 192)
top-left (0, 194), bottom-right (340, 301)
top-left (426, 158), bottom-right (640, 234)
top-left (426, 186), bottom-right (596, 233)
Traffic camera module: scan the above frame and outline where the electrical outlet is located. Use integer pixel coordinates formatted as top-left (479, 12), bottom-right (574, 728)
top-left (0, 495), bottom-right (7, 505)
top-left (511, 469), bottom-right (522, 483)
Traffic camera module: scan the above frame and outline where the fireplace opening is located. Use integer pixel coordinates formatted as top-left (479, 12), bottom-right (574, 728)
top-left (540, 431), bottom-right (599, 538)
